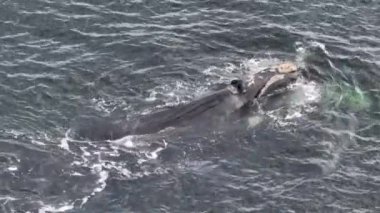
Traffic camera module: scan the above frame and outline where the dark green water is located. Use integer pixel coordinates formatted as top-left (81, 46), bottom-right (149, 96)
top-left (0, 0), bottom-right (379, 212)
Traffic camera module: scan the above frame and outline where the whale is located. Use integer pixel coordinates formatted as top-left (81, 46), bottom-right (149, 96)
top-left (73, 62), bottom-right (299, 140)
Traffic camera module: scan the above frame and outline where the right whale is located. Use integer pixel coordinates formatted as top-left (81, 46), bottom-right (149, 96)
top-left (73, 62), bottom-right (299, 140)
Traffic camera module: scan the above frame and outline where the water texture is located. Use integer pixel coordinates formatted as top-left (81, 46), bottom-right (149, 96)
top-left (0, 0), bottom-right (379, 212)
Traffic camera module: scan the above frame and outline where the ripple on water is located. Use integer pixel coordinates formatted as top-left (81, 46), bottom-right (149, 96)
top-left (0, 0), bottom-right (380, 212)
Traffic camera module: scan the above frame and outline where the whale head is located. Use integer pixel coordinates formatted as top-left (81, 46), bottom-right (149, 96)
top-left (243, 62), bottom-right (299, 100)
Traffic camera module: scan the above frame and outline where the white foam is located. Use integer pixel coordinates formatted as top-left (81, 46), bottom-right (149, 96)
top-left (244, 58), bottom-right (281, 74)
top-left (111, 135), bottom-right (136, 148)
top-left (146, 90), bottom-right (158, 102)
top-left (70, 172), bottom-right (84, 176)
top-left (7, 166), bottom-right (18, 171)
top-left (288, 79), bottom-right (321, 106)
top-left (59, 137), bottom-right (70, 151)
top-left (311, 41), bottom-right (329, 56)
top-left (79, 164), bottom-right (109, 207)
top-left (7, 129), bottom-right (25, 137)
top-left (31, 139), bottom-right (46, 146)
top-left (0, 196), bottom-right (17, 201)
top-left (145, 140), bottom-right (167, 159)
top-left (263, 78), bottom-right (321, 128)
top-left (93, 170), bottom-right (109, 193)
top-left (285, 111), bottom-right (303, 120)
top-left (247, 115), bottom-right (264, 128)
top-left (38, 202), bottom-right (74, 213)
top-left (202, 64), bottom-right (239, 81)
top-left (80, 146), bottom-right (91, 157)
top-left (91, 98), bottom-right (117, 114)
top-left (145, 80), bottom-right (197, 111)
top-left (202, 65), bottom-right (219, 76)
top-left (120, 168), bottom-right (132, 177)
top-left (59, 129), bottom-right (79, 153)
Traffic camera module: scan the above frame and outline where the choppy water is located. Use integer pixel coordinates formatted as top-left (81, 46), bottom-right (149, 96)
top-left (0, 0), bottom-right (379, 212)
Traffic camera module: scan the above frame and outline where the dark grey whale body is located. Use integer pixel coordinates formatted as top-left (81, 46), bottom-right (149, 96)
top-left (74, 62), bottom-right (299, 140)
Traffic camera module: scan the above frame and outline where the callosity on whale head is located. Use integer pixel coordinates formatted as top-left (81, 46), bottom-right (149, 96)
top-left (244, 62), bottom-right (299, 100)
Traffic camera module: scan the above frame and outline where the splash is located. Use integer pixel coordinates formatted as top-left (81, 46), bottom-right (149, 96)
top-left (261, 77), bottom-right (322, 127)
top-left (288, 79), bottom-right (321, 107)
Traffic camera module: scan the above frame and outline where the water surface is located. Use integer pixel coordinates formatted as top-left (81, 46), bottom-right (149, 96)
top-left (0, 0), bottom-right (379, 212)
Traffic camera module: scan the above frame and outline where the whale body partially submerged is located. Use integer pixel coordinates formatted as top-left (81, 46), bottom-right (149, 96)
top-left (73, 62), bottom-right (299, 140)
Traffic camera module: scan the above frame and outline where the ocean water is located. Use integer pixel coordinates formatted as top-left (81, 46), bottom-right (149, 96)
top-left (0, 0), bottom-right (379, 212)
